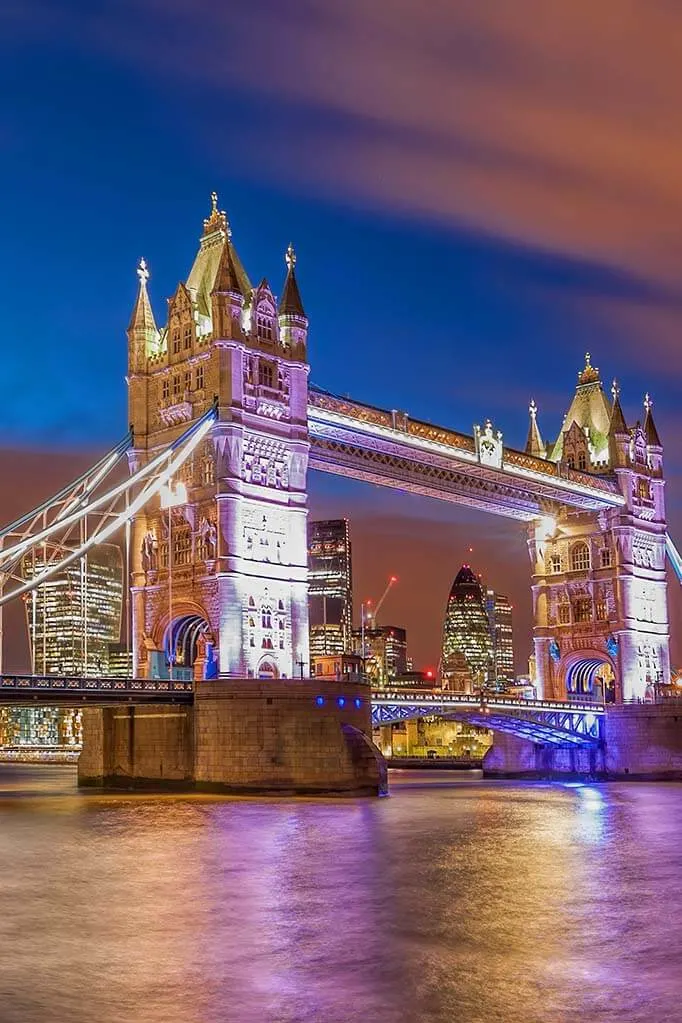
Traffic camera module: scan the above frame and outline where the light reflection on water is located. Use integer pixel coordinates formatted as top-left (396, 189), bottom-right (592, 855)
top-left (0, 766), bottom-right (680, 1023)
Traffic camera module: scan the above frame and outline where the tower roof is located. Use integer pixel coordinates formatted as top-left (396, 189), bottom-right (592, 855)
top-left (278, 243), bottom-right (306, 318)
top-left (212, 234), bottom-right (244, 297)
top-left (643, 394), bottom-right (662, 448)
top-left (127, 258), bottom-right (158, 338)
top-left (548, 353), bottom-right (612, 463)
top-left (525, 400), bottom-right (546, 458)
top-left (186, 192), bottom-right (252, 317)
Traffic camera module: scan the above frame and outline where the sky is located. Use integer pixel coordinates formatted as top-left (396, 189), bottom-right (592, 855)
top-left (1, 0), bottom-right (681, 672)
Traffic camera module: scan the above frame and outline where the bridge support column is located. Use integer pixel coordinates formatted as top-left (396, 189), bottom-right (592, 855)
top-left (483, 733), bottom-right (604, 779)
top-left (78, 704), bottom-right (194, 789)
top-left (78, 680), bottom-right (387, 795)
top-left (192, 679), bottom-right (386, 795)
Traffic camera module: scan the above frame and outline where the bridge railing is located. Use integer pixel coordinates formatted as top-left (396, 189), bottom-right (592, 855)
top-left (371, 689), bottom-right (605, 715)
top-left (0, 675), bottom-right (194, 695)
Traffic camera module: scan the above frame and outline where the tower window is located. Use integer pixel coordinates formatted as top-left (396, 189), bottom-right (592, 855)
top-left (600, 548), bottom-right (612, 569)
top-left (549, 553), bottom-right (561, 574)
top-left (574, 597), bottom-right (592, 623)
top-left (257, 313), bottom-right (274, 343)
top-left (183, 325), bottom-right (192, 350)
top-left (577, 452), bottom-right (587, 471)
top-left (162, 379), bottom-right (170, 401)
top-left (571, 543), bottom-right (591, 572)
top-left (258, 361), bottom-right (275, 389)
top-left (172, 375), bottom-right (181, 398)
top-left (567, 456), bottom-right (575, 469)
top-left (184, 370), bottom-right (192, 392)
top-left (172, 329), bottom-right (181, 355)
top-left (637, 479), bottom-right (652, 502)
top-left (596, 599), bottom-right (607, 621)
top-left (558, 604), bottom-right (571, 624)
top-left (196, 365), bottom-right (204, 390)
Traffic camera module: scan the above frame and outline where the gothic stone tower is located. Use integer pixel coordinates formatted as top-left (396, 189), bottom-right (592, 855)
top-left (527, 355), bottom-right (670, 703)
top-left (127, 195), bottom-right (310, 680)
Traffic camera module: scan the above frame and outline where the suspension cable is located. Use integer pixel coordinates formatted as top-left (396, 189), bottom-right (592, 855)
top-left (0, 407), bottom-right (215, 569)
top-left (0, 406), bottom-right (217, 607)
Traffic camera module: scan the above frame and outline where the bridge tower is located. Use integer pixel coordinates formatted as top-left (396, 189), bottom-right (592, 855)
top-left (127, 195), bottom-right (310, 680)
top-left (528, 355), bottom-right (670, 703)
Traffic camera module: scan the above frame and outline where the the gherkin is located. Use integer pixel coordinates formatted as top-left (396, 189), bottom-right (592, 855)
top-left (441, 565), bottom-right (494, 689)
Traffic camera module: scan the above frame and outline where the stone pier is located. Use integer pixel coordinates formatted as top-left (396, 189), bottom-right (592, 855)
top-left (483, 703), bottom-right (682, 780)
top-left (78, 678), bottom-right (387, 796)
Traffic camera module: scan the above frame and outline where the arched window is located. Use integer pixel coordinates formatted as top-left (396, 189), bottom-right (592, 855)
top-left (577, 452), bottom-right (587, 471)
top-left (248, 596), bottom-right (256, 608)
top-left (558, 603), bottom-right (571, 624)
top-left (261, 605), bottom-right (272, 630)
top-left (549, 553), bottom-right (561, 574)
top-left (567, 456), bottom-right (575, 469)
top-left (571, 542), bottom-right (590, 572)
top-left (278, 599), bottom-right (284, 611)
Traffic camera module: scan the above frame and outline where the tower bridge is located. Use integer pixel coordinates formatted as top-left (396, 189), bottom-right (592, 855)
top-left (1, 193), bottom-right (681, 792)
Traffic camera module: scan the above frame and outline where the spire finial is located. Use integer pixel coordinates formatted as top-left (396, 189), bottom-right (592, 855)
top-left (611, 378), bottom-right (620, 402)
top-left (644, 392), bottom-right (652, 413)
top-left (203, 191), bottom-right (230, 237)
top-left (529, 398), bottom-right (537, 420)
top-left (285, 242), bottom-right (296, 272)
top-left (137, 257), bottom-right (149, 286)
top-left (578, 351), bottom-right (600, 384)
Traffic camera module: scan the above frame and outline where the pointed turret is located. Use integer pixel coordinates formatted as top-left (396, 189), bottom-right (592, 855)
top-left (525, 399), bottom-right (546, 459)
top-left (278, 243), bottom-right (306, 317)
top-left (608, 379), bottom-right (630, 468)
top-left (127, 258), bottom-right (159, 374)
top-left (211, 231), bottom-right (245, 341)
top-left (643, 393), bottom-right (662, 449)
top-left (278, 244), bottom-right (308, 358)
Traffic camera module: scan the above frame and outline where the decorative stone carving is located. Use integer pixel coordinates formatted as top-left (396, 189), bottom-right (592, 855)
top-left (474, 420), bottom-right (503, 468)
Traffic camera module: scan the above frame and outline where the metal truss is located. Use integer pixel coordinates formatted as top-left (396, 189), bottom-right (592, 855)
top-left (371, 692), bottom-right (604, 746)
top-left (0, 403), bottom-right (217, 609)
top-left (0, 674), bottom-right (194, 706)
top-left (308, 387), bottom-right (624, 518)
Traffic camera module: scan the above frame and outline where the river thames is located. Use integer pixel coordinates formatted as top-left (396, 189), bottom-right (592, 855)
top-left (0, 766), bottom-right (680, 1023)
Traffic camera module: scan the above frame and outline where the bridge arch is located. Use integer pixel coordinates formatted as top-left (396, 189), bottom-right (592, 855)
top-left (558, 650), bottom-right (616, 704)
top-left (156, 603), bottom-right (217, 680)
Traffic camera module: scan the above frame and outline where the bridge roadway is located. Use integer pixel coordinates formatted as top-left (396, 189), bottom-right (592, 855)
top-left (0, 677), bottom-right (603, 747)
top-left (307, 386), bottom-right (625, 520)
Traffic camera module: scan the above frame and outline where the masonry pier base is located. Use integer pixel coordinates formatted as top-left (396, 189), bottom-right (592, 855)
top-left (483, 704), bottom-right (682, 780)
top-left (78, 679), bottom-right (387, 796)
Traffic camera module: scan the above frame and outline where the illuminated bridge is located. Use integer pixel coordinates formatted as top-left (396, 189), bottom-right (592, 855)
top-left (0, 676), bottom-right (603, 748)
top-left (370, 690), bottom-right (604, 747)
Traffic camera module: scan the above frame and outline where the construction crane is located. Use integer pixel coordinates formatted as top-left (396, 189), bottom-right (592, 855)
top-left (367, 575), bottom-right (397, 627)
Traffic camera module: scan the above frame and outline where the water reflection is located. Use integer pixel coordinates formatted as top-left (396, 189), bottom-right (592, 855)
top-left (0, 767), bottom-right (680, 1023)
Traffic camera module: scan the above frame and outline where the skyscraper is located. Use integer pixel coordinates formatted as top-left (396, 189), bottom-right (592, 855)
top-left (307, 519), bottom-right (353, 658)
top-left (486, 589), bottom-right (515, 682)
top-left (22, 543), bottom-right (123, 675)
top-left (440, 565), bottom-right (494, 688)
top-left (352, 625), bottom-right (407, 687)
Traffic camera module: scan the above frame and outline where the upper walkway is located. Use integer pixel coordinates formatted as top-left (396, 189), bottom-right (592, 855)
top-left (307, 386), bottom-right (625, 520)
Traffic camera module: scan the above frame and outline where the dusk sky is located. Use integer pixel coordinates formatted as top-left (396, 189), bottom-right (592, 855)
top-left (1, 1), bottom-right (681, 671)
